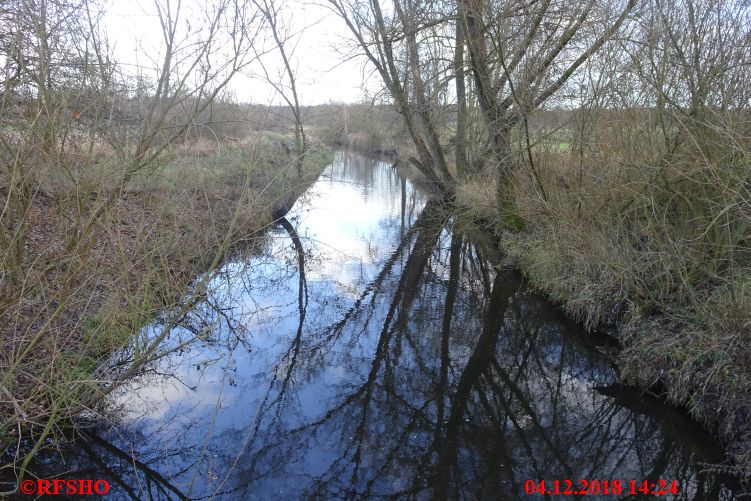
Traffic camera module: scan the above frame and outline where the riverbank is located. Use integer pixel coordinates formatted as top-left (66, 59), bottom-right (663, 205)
top-left (455, 165), bottom-right (750, 478)
top-left (7, 149), bottom-right (740, 499)
top-left (0, 138), bottom-right (333, 457)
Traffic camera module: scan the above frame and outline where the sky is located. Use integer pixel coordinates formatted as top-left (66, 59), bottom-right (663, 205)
top-left (101, 0), bottom-right (376, 105)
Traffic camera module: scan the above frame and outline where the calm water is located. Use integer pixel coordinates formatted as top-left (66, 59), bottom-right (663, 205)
top-left (12, 151), bottom-right (743, 499)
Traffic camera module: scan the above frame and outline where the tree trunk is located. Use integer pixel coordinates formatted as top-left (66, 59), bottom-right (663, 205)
top-left (454, 15), bottom-right (468, 177)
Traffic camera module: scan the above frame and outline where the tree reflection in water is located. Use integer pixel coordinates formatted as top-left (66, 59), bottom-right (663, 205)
top-left (15, 151), bottom-right (742, 500)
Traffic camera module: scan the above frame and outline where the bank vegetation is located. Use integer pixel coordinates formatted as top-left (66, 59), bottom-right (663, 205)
top-left (329, 0), bottom-right (751, 475)
top-left (0, 0), bottom-right (333, 489)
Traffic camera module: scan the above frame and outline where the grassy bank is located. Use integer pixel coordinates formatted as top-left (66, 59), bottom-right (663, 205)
top-left (454, 123), bottom-right (750, 476)
top-left (0, 135), bottom-right (332, 469)
top-left (318, 101), bottom-right (749, 476)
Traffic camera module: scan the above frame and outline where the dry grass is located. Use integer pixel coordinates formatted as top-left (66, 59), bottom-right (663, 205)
top-left (455, 172), bottom-right (498, 223)
top-left (479, 112), bottom-right (751, 475)
top-left (0, 135), bottom-right (333, 482)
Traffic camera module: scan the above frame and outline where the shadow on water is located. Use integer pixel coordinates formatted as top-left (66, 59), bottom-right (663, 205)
top-left (5, 151), bottom-right (745, 499)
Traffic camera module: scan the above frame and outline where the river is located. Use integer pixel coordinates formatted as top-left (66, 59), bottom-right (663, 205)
top-left (15, 151), bottom-right (742, 499)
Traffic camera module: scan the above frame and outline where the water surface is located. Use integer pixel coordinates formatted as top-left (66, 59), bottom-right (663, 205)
top-left (16, 151), bottom-right (742, 499)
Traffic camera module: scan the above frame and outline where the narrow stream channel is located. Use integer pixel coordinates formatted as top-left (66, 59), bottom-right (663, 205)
top-left (20, 151), bottom-right (742, 499)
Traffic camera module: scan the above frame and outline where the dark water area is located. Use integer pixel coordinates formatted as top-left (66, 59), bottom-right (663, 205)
top-left (7, 151), bottom-right (744, 499)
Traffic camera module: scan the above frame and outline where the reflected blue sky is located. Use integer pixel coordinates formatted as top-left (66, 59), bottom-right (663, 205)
top-left (12, 151), bottom-right (743, 500)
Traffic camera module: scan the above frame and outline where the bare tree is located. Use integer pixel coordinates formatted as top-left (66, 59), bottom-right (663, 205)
top-left (329, 0), bottom-right (638, 198)
top-left (453, 10), bottom-right (468, 176)
top-left (0, 0), bottom-right (268, 490)
top-left (253, 0), bottom-right (308, 177)
top-left (328, 0), bottom-right (457, 191)
top-left (459, 0), bottom-right (637, 199)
